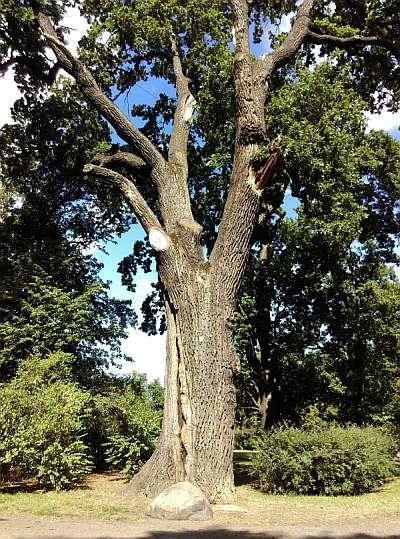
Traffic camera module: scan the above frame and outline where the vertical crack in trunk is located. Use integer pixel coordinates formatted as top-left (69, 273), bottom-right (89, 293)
top-left (165, 297), bottom-right (187, 482)
top-left (173, 284), bottom-right (198, 483)
top-left (173, 305), bottom-right (192, 480)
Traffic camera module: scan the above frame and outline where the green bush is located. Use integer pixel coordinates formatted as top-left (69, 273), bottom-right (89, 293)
top-left (0, 355), bottom-right (162, 487)
top-left (0, 352), bottom-right (93, 489)
top-left (251, 424), bottom-right (397, 495)
top-left (38, 441), bottom-right (93, 491)
top-left (102, 393), bottom-right (161, 478)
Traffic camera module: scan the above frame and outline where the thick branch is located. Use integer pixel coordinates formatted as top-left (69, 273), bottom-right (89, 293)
top-left (231, 0), bottom-right (251, 57)
top-left (168, 38), bottom-right (195, 176)
top-left (208, 1), bottom-right (267, 300)
top-left (231, 0), bottom-right (267, 144)
top-left (258, 0), bottom-right (316, 79)
top-left (92, 151), bottom-right (148, 171)
top-left (36, 12), bottom-right (197, 233)
top-left (83, 164), bottom-right (161, 234)
top-left (36, 11), bottom-right (165, 172)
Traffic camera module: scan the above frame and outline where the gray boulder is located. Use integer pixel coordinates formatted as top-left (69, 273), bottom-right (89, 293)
top-left (147, 481), bottom-right (213, 521)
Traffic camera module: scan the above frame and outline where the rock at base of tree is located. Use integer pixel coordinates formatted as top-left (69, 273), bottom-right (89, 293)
top-left (147, 481), bottom-right (213, 521)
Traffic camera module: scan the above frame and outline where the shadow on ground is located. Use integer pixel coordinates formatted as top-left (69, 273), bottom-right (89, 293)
top-left (0, 482), bottom-right (42, 494)
top-left (30, 531), bottom-right (400, 539)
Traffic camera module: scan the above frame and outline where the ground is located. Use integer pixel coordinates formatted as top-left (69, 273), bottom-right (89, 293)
top-left (0, 473), bottom-right (399, 538)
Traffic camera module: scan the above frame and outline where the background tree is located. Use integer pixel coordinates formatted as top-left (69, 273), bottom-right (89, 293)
top-left (235, 61), bottom-right (400, 429)
top-left (0, 84), bottom-right (136, 382)
top-left (1, 0), bottom-right (399, 502)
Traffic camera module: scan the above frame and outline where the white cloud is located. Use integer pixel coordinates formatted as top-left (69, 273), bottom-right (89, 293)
top-left (131, 278), bottom-right (154, 311)
top-left (279, 12), bottom-right (295, 33)
top-left (365, 108), bottom-right (400, 133)
top-left (121, 329), bottom-right (166, 383)
top-left (62, 6), bottom-right (89, 56)
top-left (117, 277), bottom-right (166, 383)
top-left (0, 7), bottom-right (89, 128)
top-left (0, 67), bottom-right (21, 128)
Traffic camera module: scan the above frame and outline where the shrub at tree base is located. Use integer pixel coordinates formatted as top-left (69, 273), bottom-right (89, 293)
top-left (0, 354), bottom-right (162, 490)
top-left (0, 353), bottom-right (93, 490)
top-left (101, 393), bottom-right (161, 478)
top-left (251, 425), bottom-right (398, 495)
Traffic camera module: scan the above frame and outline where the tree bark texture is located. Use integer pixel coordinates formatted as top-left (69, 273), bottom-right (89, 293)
top-left (127, 282), bottom-right (237, 502)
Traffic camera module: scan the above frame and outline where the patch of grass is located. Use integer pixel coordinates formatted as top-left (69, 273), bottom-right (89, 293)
top-left (233, 477), bottom-right (400, 527)
top-left (0, 473), bottom-right (147, 522)
top-left (0, 472), bottom-right (399, 528)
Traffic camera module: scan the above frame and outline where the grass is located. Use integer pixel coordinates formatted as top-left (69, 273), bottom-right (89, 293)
top-left (233, 478), bottom-right (400, 528)
top-left (0, 473), bottom-right (147, 522)
top-left (0, 472), bottom-right (399, 528)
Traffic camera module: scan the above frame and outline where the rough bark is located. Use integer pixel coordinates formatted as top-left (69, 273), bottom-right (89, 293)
top-left (127, 239), bottom-right (238, 502)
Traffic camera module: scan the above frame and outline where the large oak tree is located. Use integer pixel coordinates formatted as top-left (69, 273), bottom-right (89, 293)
top-left (1, 0), bottom-right (399, 501)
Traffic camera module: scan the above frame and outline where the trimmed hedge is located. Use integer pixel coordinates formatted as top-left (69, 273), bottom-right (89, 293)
top-left (251, 425), bottom-right (398, 495)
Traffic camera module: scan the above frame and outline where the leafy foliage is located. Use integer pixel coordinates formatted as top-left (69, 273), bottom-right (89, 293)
top-left (38, 441), bottom-right (93, 491)
top-left (235, 60), bottom-right (400, 429)
top-left (0, 84), bottom-right (136, 381)
top-left (72, 376), bottom-right (162, 476)
top-left (0, 352), bottom-right (93, 489)
top-left (251, 424), bottom-right (398, 495)
top-left (0, 353), bottom-right (162, 488)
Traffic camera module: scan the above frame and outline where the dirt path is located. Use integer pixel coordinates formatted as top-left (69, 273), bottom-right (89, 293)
top-left (1, 516), bottom-right (399, 539)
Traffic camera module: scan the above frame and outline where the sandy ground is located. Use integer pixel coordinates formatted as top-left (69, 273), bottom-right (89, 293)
top-left (0, 514), bottom-right (399, 539)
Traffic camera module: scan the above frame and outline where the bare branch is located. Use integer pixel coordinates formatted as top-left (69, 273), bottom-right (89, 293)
top-left (258, 0), bottom-right (399, 80)
top-left (36, 11), bottom-right (166, 171)
top-left (258, 0), bottom-right (316, 79)
top-left (37, 11), bottom-right (198, 235)
top-left (307, 31), bottom-right (381, 47)
top-left (168, 37), bottom-right (196, 176)
top-left (306, 31), bottom-right (400, 59)
top-left (83, 164), bottom-right (162, 234)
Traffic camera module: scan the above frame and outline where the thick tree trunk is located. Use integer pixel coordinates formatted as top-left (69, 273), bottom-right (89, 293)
top-left (127, 268), bottom-right (238, 503)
